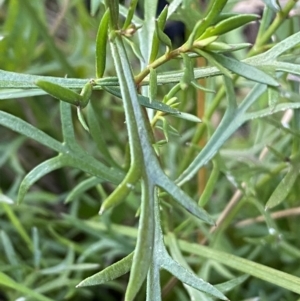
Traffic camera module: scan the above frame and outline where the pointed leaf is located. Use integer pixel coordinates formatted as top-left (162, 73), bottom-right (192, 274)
top-left (210, 53), bottom-right (279, 86)
top-left (0, 110), bottom-right (64, 153)
top-left (200, 14), bottom-right (259, 39)
top-left (125, 179), bottom-right (155, 301)
top-left (0, 272), bottom-right (54, 301)
top-left (17, 156), bottom-right (67, 204)
top-left (160, 253), bottom-right (228, 300)
top-left (35, 80), bottom-right (83, 106)
top-left (76, 252), bottom-right (133, 287)
top-left (265, 166), bottom-right (298, 210)
top-left (96, 9), bottom-right (110, 78)
top-left (65, 177), bottom-right (103, 203)
top-left (156, 171), bottom-right (215, 225)
top-left (104, 86), bottom-right (180, 114)
top-left (177, 240), bottom-right (300, 295)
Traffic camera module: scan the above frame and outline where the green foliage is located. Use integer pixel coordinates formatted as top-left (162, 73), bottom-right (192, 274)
top-left (1, 0), bottom-right (300, 300)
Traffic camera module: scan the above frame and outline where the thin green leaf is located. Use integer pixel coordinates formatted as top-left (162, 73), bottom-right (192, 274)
top-left (76, 252), bottom-right (134, 287)
top-left (177, 83), bottom-right (266, 186)
top-left (104, 86), bottom-right (180, 115)
top-left (268, 86), bottom-right (280, 109)
top-left (17, 156), bottom-right (67, 204)
top-left (189, 0), bottom-right (228, 41)
top-left (215, 275), bottom-right (249, 293)
top-left (87, 103), bottom-right (120, 168)
top-left (160, 252), bottom-right (228, 300)
top-left (180, 53), bottom-right (194, 89)
top-left (0, 110), bottom-right (64, 153)
top-left (149, 68), bottom-right (158, 103)
top-left (146, 264), bottom-right (161, 301)
top-left (99, 164), bottom-right (141, 213)
top-left (246, 31), bottom-right (300, 62)
top-left (96, 9), bottom-right (110, 78)
top-left (32, 227), bottom-right (41, 269)
top-left (200, 14), bottom-right (259, 39)
top-left (210, 53), bottom-right (279, 86)
top-left (79, 80), bottom-right (94, 108)
top-left (177, 240), bottom-right (300, 295)
top-left (1, 203), bottom-right (33, 248)
top-left (155, 22), bottom-right (172, 50)
top-left (125, 179), bottom-right (155, 301)
top-left (199, 160), bottom-right (220, 206)
top-left (0, 272), bottom-right (54, 301)
top-left (157, 171), bottom-right (215, 225)
top-left (122, 0), bottom-right (139, 29)
top-left (194, 49), bottom-right (232, 78)
top-left (105, 0), bottom-right (119, 29)
top-left (203, 42), bottom-right (252, 53)
top-left (265, 166), bottom-right (298, 210)
top-left (77, 107), bottom-right (90, 132)
top-left (35, 80), bottom-right (83, 106)
top-left (65, 177), bottom-right (103, 203)
top-left (0, 231), bottom-right (22, 281)
top-left (173, 112), bottom-right (202, 123)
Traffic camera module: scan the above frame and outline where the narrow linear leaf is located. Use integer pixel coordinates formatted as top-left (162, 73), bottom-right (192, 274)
top-left (194, 49), bottom-right (232, 78)
top-left (122, 0), bottom-right (138, 29)
top-left (268, 86), bottom-right (280, 109)
top-left (160, 252), bottom-right (228, 300)
top-left (244, 102), bottom-right (300, 121)
top-left (99, 165), bottom-right (141, 214)
top-left (0, 68), bottom-right (117, 89)
top-left (2, 203), bottom-right (33, 248)
top-left (180, 53), bottom-right (194, 89)
top-left (149, 4), bottom-right (168, 62)
top-left (149, 68), bottom-right (158, 103)
top-left (265, 166), bottom-right (298, 210)
top-left (177, 240), bottom-right (300, 295)
top-left (200, 14), bottom-right (259, 39)
top-left (80, 80), bottom-right (94, 108)
top-left (167, 0), bottom-right (182, 19)
top-left (96, 9), bottom-right (110, 78)
top-left (60, 101), bottom-right (77, 148)
top-left (155, 21), bottom-right (172, 50)
top-left (105, 0), bottom-right (119, 29)
top-left (17, 156), bottom-right (67, 204)
top-left (215, 274), bottom-right (249, 293)
top-left (35, 80), bottom-right (83, 106)
top-left (146, 264), bottom-right (161, 301)
top-left (246, 31), bottom-right (300, 63)
top-left (104, 86), bottom-right (180, 114)
top-left (87, 103), bottom-right (120, 168)
top-left (1, 231), bottom-right (21, 281)
top-left (210, 53), bottom-right (279, 86)
top-left (76, 253), bottom-right (133, 287)
top-left (156, 171), bottom-right (215, 225)
top-left (0, 272), bottom-right (54, 301)
top-left (125, 179), bottom-right (155, 301)
top-left (77, 107), bottom-right (90, 132)
top-left (177, 83), bottom-right (266, 186)
top-left (192, 0), bottom-right (228, 40)
top-left (65, 177), bottom-right (103, 203)
top-left (0, 110), bottom-right (64, 153)
top-left (173, 112), bottom-right (202, 123)
top-left (167, 232), bottom-right (205, 301)
top-left (203, 42), bottom-right (252, 53)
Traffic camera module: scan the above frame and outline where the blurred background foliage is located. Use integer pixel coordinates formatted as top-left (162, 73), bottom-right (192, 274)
top-left (1, 0), bottom-right (300, 300)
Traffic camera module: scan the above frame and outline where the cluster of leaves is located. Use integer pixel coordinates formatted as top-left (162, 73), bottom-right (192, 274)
top-left (1, 0), bottom-right (300, 300)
